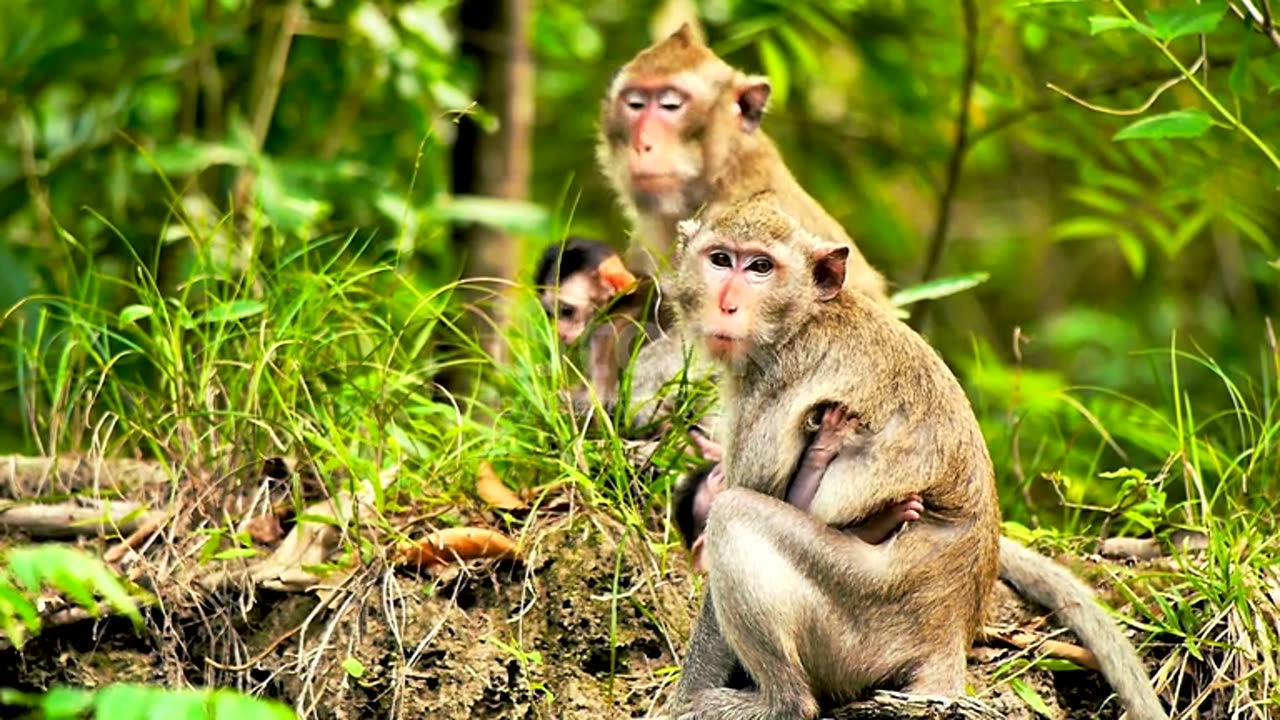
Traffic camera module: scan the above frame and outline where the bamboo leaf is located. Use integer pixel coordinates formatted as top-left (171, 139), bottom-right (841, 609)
top-left (1113, 110), bottom-right (1216, 141)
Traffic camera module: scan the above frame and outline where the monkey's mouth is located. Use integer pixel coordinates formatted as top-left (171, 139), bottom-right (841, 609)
top-left (705, 333), bottom-right (743, 356)
top-left (631, 172), bottom-right (681, 193)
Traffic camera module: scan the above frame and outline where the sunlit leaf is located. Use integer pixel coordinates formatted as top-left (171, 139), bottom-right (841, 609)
top-left (209, 690), bottom-right (297, 720)
top-left (118, 305), bottom-right (154, 326)
top-left (1161, 206), bottom-right (1212, 255)
top-left (187, 300), bottom-right (267, 327)
top-left (397, 3), bottom-right (455, 54)
top-left (757, 37), bottom-right (789, 107)
top-left (1050, 216), bottom-right (1117, 241)
top-left (351, 3), bottom-right (399, 51)
top-left (1113, 109), bottom-right (1216, 141)
top-left (776, 25), bottom-right (820, 75)
top-left (1009, 677), bottom-right (1054, 717)
top-left (341, 657), bottom-right (366, 678)
top-left (142, 140), bottom-right (249, 175)
top-left (1086, 15), bottom-right (1159, 38)
top-left (211, 548), bottom-right (262, 561)
top-left (890, 272), bottom-right (990, 307)
top-left (429, 196), bottom-right (552, 237)
top-left (1117, 231), bottom-right (1147, 277)
top-left (40, 687), bottom-right (94, 718)
top-left (1145, 0), bottom-right (1227, 41)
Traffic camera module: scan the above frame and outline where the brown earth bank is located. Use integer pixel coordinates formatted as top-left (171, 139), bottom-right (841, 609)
top-left (0, 456), bottom-right (1171, 720)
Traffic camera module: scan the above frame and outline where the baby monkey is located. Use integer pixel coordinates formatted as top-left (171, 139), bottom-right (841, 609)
top-left (535, 236), bottom-right (686, 417)
top-left (674, 407), bottom-right (924, 574)
top-left (533, 236), bottom-right (643, 346)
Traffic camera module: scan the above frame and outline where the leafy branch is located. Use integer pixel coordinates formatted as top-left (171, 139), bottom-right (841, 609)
top-left (1069, 0), bottom-right (1280, 172)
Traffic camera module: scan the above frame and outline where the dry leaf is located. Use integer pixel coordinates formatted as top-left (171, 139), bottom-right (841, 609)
top-left (476, 462), bottom-right (526, 510)
top-left (395, 526), bottom-right (521, 570)
top-left (244, 514), bottom-right (285, 544)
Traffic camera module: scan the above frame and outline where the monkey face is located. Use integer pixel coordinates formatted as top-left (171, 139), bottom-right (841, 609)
top-left (534, 239), bottom-right (638, 346)
top-left (540, 281), bottom-right (593, 346)
top-left (672, 198), bottom-right (851, 371)
top-left (602, 79), bottom-right (707, 219)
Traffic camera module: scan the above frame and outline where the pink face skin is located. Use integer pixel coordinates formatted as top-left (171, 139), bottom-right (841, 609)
top-left (696, 244), bottom-right (777, 364)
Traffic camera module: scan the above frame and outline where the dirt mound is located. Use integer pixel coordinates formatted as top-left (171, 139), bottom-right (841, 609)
top-left (1, 475), bottom-right (1147, 720)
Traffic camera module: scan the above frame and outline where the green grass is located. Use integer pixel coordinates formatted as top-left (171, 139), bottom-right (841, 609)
top-left (0, 216), bottom-right (1277, 719)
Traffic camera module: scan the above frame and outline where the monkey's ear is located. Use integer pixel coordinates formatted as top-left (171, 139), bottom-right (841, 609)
top-left (813, 246), bottom-right (850, 301)
top-left (735, 76), bottom-right (771, 132)
top-left (597, 254), bottom-right (639, 293)
top-left (670, 22), bottom-right (697, 44)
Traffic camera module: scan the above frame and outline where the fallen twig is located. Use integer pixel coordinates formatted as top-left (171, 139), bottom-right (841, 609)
top-left (0, 499), bottom-right (156, 539)
top-left (989, 627), bottom-right (1100, 672)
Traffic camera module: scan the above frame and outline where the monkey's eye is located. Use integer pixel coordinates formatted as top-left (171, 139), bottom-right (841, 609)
top-left (709, 251), bottom-right (733, 269)
top-left (621, 89), bottom-right (647, 111)
top-left (559, 305), bottom-right (578, 320)
top-left (657, 88), bottom-right (685, 111)
top-left (747, 257), bottom-right (774, 275)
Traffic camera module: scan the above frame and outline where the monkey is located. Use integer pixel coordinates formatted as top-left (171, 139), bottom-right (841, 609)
top-left (533, 236), bottom-right (649, 347)
top-left (661, 196), bottom-right (1168, 720)
top-left (534, 236), bottom-right (683, 414)
top-left (674, 414), bottom-right (924, 575)
top-left (596, 22), bottom-right (892, 309)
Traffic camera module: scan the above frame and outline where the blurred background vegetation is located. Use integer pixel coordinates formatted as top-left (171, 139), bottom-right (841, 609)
top-left (0, 0), bottom-right (1276, 530)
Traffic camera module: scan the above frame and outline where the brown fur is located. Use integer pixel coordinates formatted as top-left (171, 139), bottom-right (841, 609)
top-left (595, 24), bottom-right (891, 309)
top-left (662, 197), bottom-right (1167, 720)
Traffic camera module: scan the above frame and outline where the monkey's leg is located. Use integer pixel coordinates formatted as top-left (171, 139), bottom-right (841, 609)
top-left (669, 590), bottom-right (746, 714)
top-left (683, 487), bottom-right (906, 720)
top-left (847, 494), bottom-right (924, 545)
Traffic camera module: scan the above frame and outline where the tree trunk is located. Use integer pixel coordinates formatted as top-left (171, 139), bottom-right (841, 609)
top-left (444, 0), bottom-right (535, 394)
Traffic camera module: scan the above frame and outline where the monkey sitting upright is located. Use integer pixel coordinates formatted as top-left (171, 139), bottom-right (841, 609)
top-left (662, 195), bottom-right (1167, 720)
top-left (596, 23), bottom-right (891, 308)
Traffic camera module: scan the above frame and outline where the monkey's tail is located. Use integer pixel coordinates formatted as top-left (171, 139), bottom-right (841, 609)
top-left (997, 537), bottom-right (1168, 720)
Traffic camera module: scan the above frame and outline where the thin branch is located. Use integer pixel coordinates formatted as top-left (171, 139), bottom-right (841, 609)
top-left (912, 0), bottom-right (979, 330)
top-left (1234, 0), bottom-right (1280, 48)
top-left (1046, 53), bottom-right (1205, 116)
top-left (1113, 0), bottom-right (1280, 171)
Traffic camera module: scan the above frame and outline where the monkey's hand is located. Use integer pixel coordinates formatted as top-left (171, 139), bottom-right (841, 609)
top-left (847, 494), bottom-right (924, 545)
top-left (805, 403), bottom-right (860, 460)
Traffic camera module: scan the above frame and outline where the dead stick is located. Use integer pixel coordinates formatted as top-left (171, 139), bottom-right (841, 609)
top-left (995, 628), bottom-right (1101, 671)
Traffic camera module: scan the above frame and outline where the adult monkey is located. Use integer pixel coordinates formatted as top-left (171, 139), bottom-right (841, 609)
top-left (591, 21), bottom-right (890, 426)
top-left (595, 22), bottom-right (892, 309)
top-left (663, 196), bottom-right (1167, 720)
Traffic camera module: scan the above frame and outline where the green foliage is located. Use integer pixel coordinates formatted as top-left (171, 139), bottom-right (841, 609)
top-left (0, 545), bottom-right (144, 650)
top-left (0, 684), bottom-right (297, 720)
top-left (0, 545), bottom-right (293, 719)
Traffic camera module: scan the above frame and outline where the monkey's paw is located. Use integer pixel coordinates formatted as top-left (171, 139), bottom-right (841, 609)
top-left (806, 403), bottom-right (860, 456)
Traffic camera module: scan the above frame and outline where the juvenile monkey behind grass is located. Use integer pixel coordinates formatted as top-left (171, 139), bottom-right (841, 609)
top-left (661, 195), bottom-right (1168, 720)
